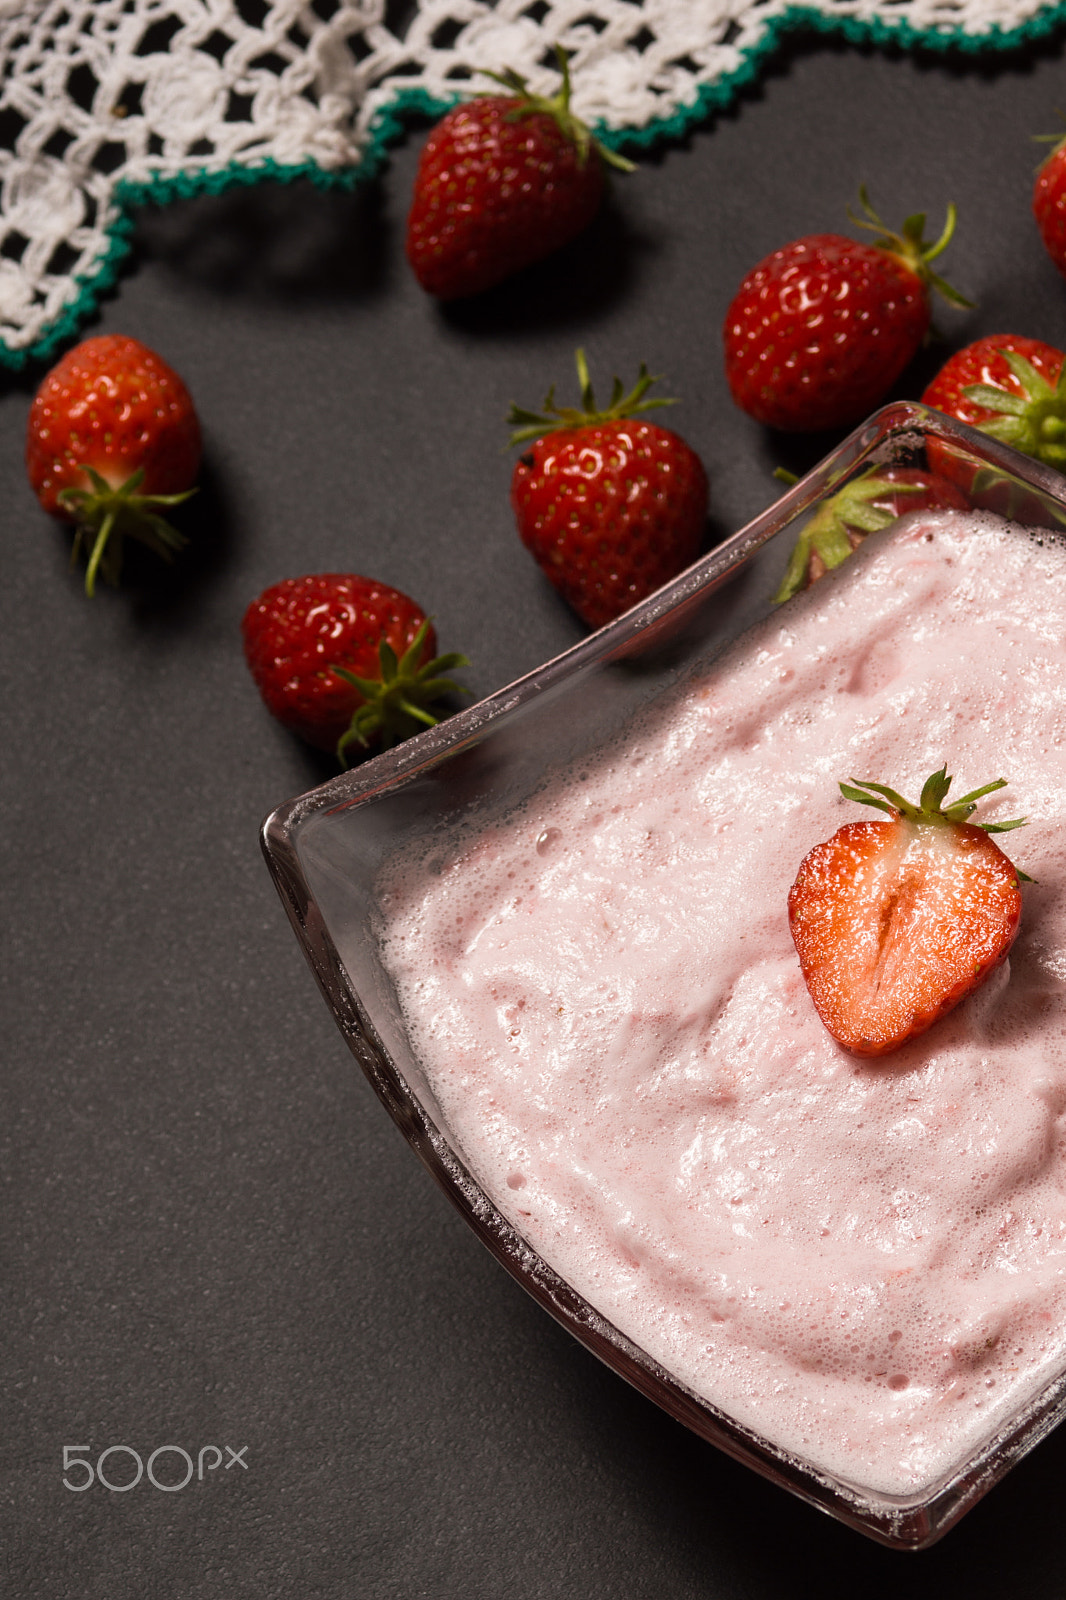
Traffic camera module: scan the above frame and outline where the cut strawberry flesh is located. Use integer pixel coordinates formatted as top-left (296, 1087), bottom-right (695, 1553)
top-left (788, 818), bottom-right (1022, 1056)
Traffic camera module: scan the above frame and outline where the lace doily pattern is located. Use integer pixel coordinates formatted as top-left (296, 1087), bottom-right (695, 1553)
top-left (1, 0), bottom-right (1064, 366)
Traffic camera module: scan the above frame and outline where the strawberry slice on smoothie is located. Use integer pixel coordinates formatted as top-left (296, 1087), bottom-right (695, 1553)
top-left (788, 768), bottom-right (1026, 1056)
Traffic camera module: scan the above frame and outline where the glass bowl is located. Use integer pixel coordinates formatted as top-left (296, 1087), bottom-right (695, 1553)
top-left (260, 403), bottom-right (1066, 1550)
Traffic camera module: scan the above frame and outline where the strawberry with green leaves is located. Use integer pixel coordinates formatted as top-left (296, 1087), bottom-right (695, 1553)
top-left (508, 350), bottom-right (709, 629)
top-left (241, 574), bottom-right (469, 767)
top-left (406, 50), bottom-right (633, 301)
top-left (26, 334), bottom-right (201, 596)
top-left (788, 769), bottom-right (1026, 1057)
top-left (921, 335), bottom-right (1066, 476)
top-left (772, 465), bottom-right (967, 603)
top-left (723, 190), bottom-right (970, 433)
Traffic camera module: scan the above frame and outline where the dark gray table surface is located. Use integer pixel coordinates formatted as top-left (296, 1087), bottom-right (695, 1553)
top-left (8, 31), bottom-right (1066, 1599)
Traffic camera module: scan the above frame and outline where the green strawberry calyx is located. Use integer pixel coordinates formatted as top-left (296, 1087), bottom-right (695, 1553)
top-left (840, 768), bottom-right (1027, 836)
top-left (58, 465), bottom-right (196, 598)
top-left (507, 347), bottom-right (675, 448)
top-left (1033, 123), bottom-right (1066, 165)
top-left (847, 185), bottom-right (973, 311)
top-left (331, 618), bottom-right (470, 768)
top-left (959, 346), bottom-right (1066, 468)
top-left (480, 47), bottom-right (635, 174)
top-left (772, 468), bottom-right (927, 604)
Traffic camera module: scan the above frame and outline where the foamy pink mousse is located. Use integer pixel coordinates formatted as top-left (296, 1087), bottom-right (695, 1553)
top-left (379, 510), bottom-right (1066, 1498)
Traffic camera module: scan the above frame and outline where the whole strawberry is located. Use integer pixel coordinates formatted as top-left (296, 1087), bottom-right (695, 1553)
top-left (508, 350), bottom-right (709, 629)
top-left (241, 574), bottom-right (469, 766)
top-left (27, 334), bottom-right (201, 596)
top-left (1033, 131), bottom-right (1066, 278)
top-left (772, 464), bottom-right (968, 602)
top-left (789, 769), bottom-right (1025, 1057)
top-left (406, 49), bottom-right (633, 300)
top-left (723, 190), bottom-right (970, 432)
top-left (921, 335), bottom-right (1066, 479)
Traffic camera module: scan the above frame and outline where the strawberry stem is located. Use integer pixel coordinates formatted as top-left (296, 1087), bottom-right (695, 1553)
top-left (332, 618), bottom-right (470, 767)
top-left (772, 469), bottom-right (926, 604)
top-left (507, 348), bottom-right (676, 447)
top-left (479, 47), bottom-right (635, 174)
top-left (841, 767), bottom-right (1026, 832)
top-left (1034, 118), bottom-right (1066, 167)
top-left (960, 347), bottom-right (1066, 468)
top-left (847, 186), bottom-right (973, 311)
top-left (58, 464), bottom-right (195, 597)
top-left (84, 509), bottom-right (117, 599)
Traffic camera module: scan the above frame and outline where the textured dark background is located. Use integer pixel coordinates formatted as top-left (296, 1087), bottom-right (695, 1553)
top-left (7, 31), bottom-right (1066, 1599)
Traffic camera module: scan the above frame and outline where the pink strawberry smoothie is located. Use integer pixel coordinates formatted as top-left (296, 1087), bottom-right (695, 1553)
top-left (378, 508), bottom-right (1066, 1498)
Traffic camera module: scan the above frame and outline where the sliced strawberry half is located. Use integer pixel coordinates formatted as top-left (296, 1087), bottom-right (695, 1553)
top-left (788, 769), bottom-right (1026, 1057)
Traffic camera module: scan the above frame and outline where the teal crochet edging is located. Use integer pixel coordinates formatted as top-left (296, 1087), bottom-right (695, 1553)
top-left (594, 0), bottom-right (1066, 153)
top-left (5, 2), bottom-right (1066, 371)
top-left (4, 155), bottom-right (361, 373)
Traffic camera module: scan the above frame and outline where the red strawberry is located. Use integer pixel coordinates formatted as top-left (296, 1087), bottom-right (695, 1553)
top-left (241, 574), bottom-right (469, 766)
top-left (788, 769), bottom-right (1025, 1057)
top-left (508, 350), bottom-right (709, 629)
top-left (26, 334), bottom-right (201, 596)
top-left (406, 50), bottom-right (633, 300)
top-left (772, 464), bottom-right (968, 602)
top-left (920, 334), bottom-right (1066, 484)
top-left (1033, 131), bottom-right (1066, 278)
top-left (723, 190), bottom-right (970, 432)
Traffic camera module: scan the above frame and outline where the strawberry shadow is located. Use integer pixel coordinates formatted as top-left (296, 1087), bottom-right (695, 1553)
top-left (130, 176), bottom-right (393, 304)
top-left (703, 505), bottom-right (739, 555)
top-left (759, 424), bottom-right (853, 485)
top-left (0, 363), bottom-right (43, 403)
top-left (841, 956), bottom-right (1050, 1083)
top-left (119, 454), bottom-right (238, 622)
top-left (437, 191), bottom-right (649, 336)
top-left (292, 743), bottom-right (345, 789)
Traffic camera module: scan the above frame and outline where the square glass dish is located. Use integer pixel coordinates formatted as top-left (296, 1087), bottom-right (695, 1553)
top-left (261, 403), bottom-right (1066, 1550)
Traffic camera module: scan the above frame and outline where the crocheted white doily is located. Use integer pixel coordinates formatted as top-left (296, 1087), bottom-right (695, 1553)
top-left (0, 0), bottom-right (1062, 365)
